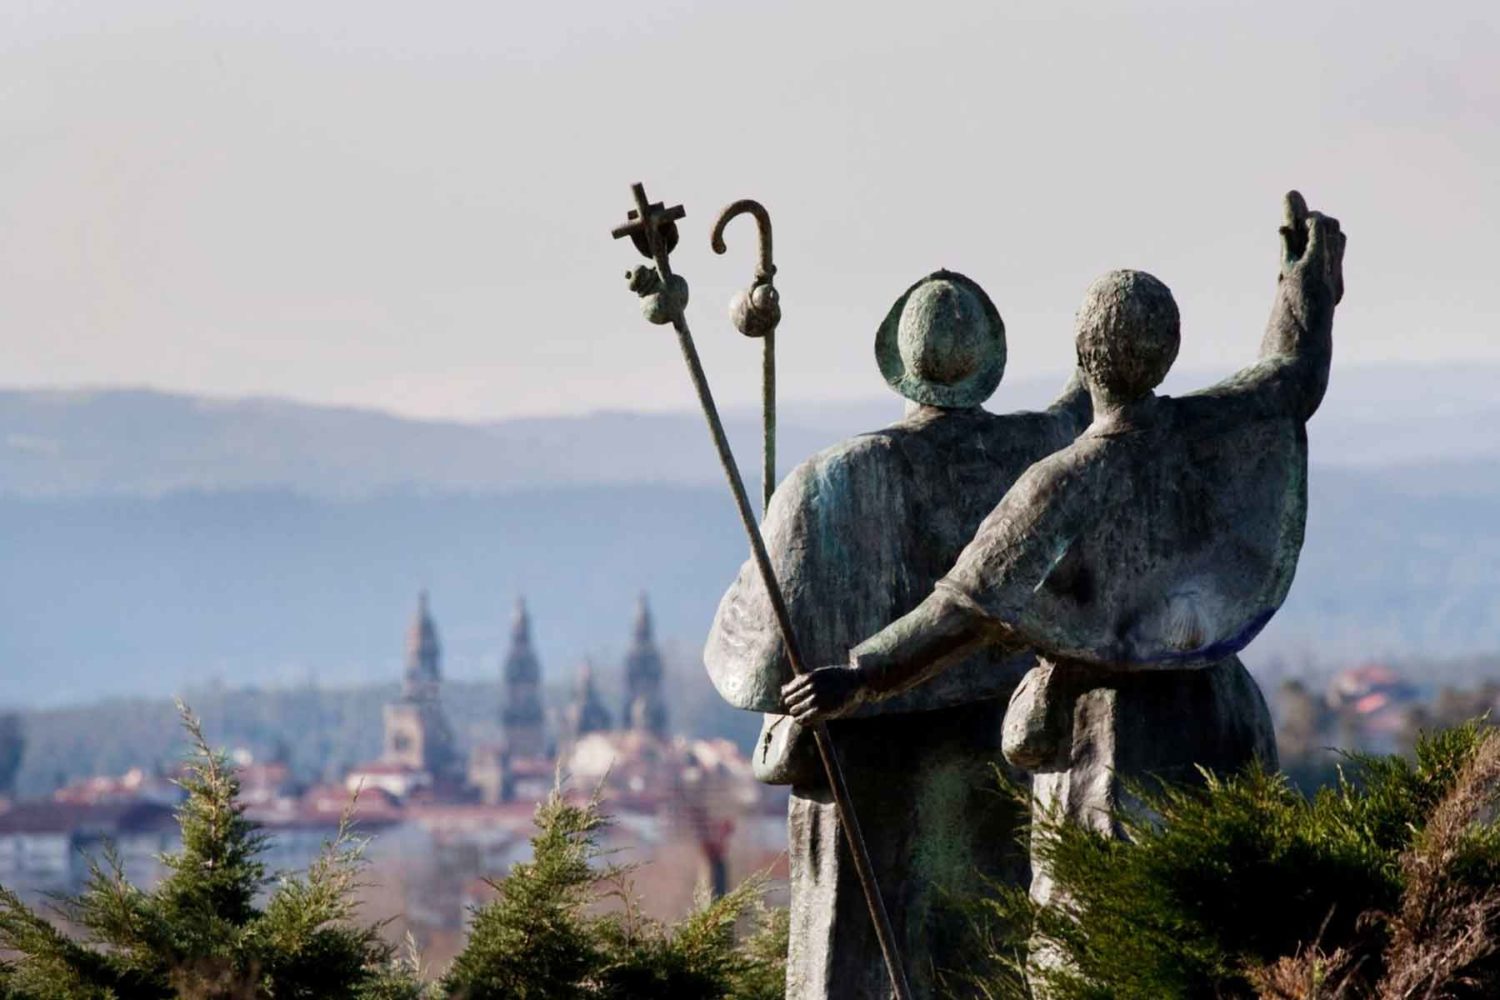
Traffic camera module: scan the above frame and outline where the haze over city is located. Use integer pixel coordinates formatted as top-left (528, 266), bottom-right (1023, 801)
top-left (2, 0), bottom-right (1496, 420)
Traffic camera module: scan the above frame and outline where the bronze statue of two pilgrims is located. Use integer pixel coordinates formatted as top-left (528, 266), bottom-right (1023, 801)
top-left (782, 193), bottom-right (1343, 970)
top-left (705, 270), bottom-right (1090, 999)
top-left (711, 192), bottom-right (1345, 997)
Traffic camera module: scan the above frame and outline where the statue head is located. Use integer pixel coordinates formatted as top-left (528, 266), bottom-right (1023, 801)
top-left (876, 270), bottom-right (1006, 408)
top-left (1074, 269), bottom-right (1180, 402)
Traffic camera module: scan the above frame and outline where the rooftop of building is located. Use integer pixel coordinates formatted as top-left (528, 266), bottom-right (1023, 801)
top-left (0, 799), bottom-right (178, 836)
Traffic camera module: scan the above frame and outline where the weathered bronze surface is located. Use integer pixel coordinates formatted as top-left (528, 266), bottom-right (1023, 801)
top-left (781, 191), bottom-right (1344, 983)
top-left (790, 192), bottom-right (1341, 697)
top-left (874, 270), bottom-right (1007, 409)
top-left (711, 199), bottom-right (782, 513)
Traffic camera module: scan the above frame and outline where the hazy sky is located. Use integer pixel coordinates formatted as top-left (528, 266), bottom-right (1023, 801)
top-left (1, 1), bottom-right (1495, 421)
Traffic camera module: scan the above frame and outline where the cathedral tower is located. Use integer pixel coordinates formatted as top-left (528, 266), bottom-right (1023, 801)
top-left (563, 660), bottom-right (612, 744)
top-left (383, 591), bottom-right (458, 780)
top-left (501, 598), bottom-right (547, 758)
top-left (403, 590), bottom-right (441, 699)
top-left (622, 593), bottom-right (669, 738)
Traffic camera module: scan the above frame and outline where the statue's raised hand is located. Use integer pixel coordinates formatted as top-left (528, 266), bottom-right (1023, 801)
top-left (1279, 190), bottom-right (1346, 306)
top-left (781, 666), bottom-right (869, 724)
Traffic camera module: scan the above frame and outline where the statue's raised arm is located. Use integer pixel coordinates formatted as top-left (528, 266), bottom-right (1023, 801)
top-left (785, 191), bottom-right (1348, 725)
top-left (1045, 364), bottom-right (1092, 425)
top-left (783, 195), bottom-right (1342, 985)
top-left (1183, 191), bottom-right (1346, 424)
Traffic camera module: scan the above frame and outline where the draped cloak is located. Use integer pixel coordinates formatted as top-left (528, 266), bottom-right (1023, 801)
top-left (849, 350), bottom-right (1333, 913)
top-left (705, 397), bottom-right (1087, 999)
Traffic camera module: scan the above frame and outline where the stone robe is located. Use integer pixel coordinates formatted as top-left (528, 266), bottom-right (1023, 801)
top-left (705, 390), bottom-right (1088, 999)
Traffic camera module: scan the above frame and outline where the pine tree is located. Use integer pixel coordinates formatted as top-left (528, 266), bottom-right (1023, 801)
top-left (961, 721), bottom-right (1500, 1000)
top-left (0, 704), bottom-right (425, 1000)
top-left (442, 789), bottom-right (785, 1000)
top-left (0, 706), bottom-right (789, 999)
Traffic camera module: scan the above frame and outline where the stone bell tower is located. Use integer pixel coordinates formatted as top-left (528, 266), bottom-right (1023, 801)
top-left (622, 592), bottom-right (669, 738)
top-left (561, 660), bottom-right (612, 749)
top-left (383, 591), bottom-right (458, 780)
top-left (501, 598), bottom-right (547, 759)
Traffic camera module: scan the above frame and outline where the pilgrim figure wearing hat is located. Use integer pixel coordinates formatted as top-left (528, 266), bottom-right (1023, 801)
top-left (704, 270), bottom-right (1091, 1000)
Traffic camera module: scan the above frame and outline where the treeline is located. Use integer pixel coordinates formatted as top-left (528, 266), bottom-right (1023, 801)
top-left (959, 721), bottom-right (1500, 999)
top-left (5, 710), bottom-right (1500, 997)
top-left (0, 708), bottom-right (785, 1000)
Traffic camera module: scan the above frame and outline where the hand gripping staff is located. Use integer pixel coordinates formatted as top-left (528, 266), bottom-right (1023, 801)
top-left (611, 182), bottom-right (913, 1000)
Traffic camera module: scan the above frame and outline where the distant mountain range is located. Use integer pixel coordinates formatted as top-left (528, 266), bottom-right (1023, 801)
top-left (1, 363), bottom-right (1497, 709)
top-left (4, 363), bottom-right (1497, 499)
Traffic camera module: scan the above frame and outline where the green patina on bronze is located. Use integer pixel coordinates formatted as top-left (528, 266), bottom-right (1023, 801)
top-left (875, 269), bottom-right (1007, 409)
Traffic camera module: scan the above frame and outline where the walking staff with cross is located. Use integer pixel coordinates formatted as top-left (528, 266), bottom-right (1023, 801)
top-left (611, 182), bottom-right (914, 1000)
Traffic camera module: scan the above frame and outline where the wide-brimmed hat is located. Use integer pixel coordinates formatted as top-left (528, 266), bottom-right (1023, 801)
top-left (875, 269), bottom-right (1006, 408)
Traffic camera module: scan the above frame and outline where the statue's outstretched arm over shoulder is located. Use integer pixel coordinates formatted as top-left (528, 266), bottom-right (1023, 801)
top-left (781, 457), bottom-right (1089, 723)
top-left (781, 584), bottom-right (1009, 723)
top-left (1187, 191), bottom-right (1346, 423)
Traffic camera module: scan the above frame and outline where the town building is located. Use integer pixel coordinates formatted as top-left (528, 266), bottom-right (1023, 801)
top-left (0, 800), bottom-right (178, 902)
top-left (382, 592), bottom-right (459, 781)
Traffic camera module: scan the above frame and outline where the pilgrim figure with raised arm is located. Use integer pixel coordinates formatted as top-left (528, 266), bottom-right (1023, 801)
top-left (705, 270), bottom-right (1090, 999)
top-left (783, 193), bottom-right (1345, 907)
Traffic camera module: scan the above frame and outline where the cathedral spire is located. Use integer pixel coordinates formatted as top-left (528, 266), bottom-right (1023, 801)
top-left (632, 591), bottom-right (653, 643)
top-left (404, 590), bottom-right (442, 698)
top-left (385, 590), bottom-right (457, 781)
top-left (502, 595), bottom-right (546, 757)
top-left (623, 592), bottom-right (669, 738)
top-left (567, 659), bottom-right (612, 739)
top-left (511, 596), bottom-right (531, 643)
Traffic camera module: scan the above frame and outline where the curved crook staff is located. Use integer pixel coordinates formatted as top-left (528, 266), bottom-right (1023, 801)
top-left (712, 200), bottom-right (782, 514)
top-left (711, 199), bottom-right (775, 280)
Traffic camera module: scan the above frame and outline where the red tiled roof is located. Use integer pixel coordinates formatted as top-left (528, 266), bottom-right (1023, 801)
top-left (297, 783), bottom-right (405, 819)
top-left (508, 757), bottom-right (556, 778)
top-left (406, 801), bottom-right (539, 823)
top-left (346, 761), bottom-right (428, 777)
top-left (0, 800), bottom-right (177, 835)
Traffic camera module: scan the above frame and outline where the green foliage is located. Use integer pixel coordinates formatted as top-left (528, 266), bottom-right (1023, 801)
top-left (442, 790), bottom-right (784, 1000)
top-left (441, 793), bottom-right (605, 1000)
top-left (593, 878), bottom-right (785, 1000)
top-left (0, 703), bottom-right (423, 1000)
top-left (0, 704), bottom-right (786, 998)
top-left (963, 721), bottom-right (1500, 1000)
top-left (722, 904), bottom-right (790, 1000)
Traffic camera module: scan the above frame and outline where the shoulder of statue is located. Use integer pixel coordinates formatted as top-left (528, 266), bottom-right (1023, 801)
top-left (790, 429), bottom-right (906, 482)
top-left (813, 426), bottom-right (907, 464)
top-left (889, 405), bottom-right (1030, 457)
top-left (984, 405), bottom-right (1083, 448)
top-left (1002, 434), bottom-right (1116, 517)
top-left (763, 430), bottom-right (906, 528)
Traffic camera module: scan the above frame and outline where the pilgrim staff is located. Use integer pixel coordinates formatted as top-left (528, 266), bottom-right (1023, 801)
top-left (611, 182), bottom-right (913, 1000)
